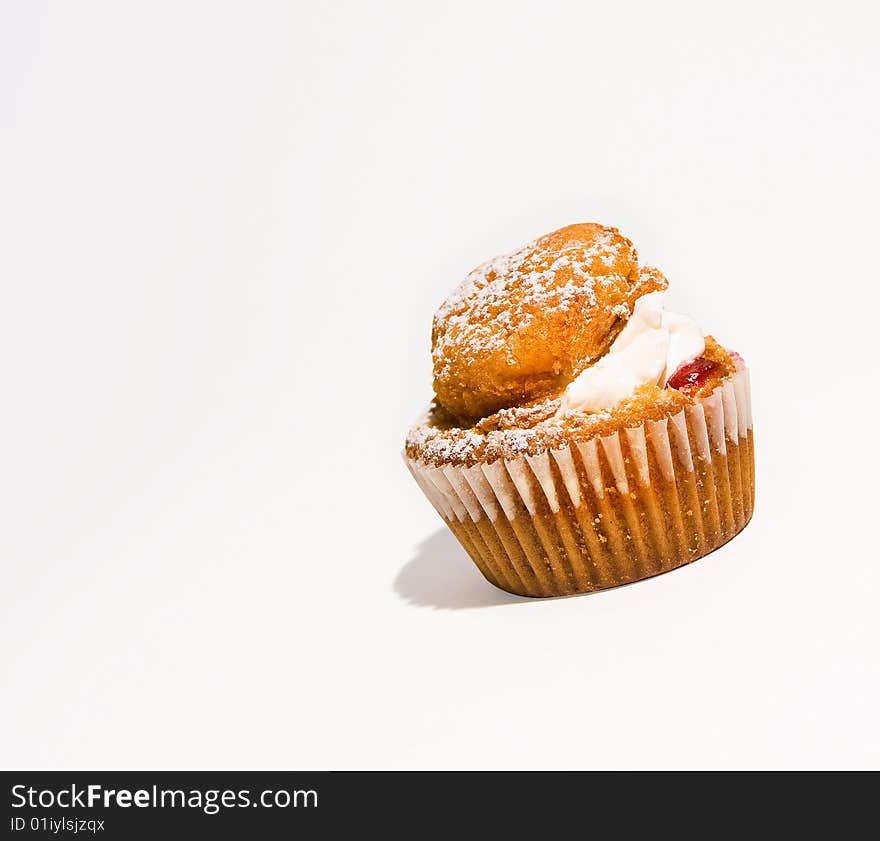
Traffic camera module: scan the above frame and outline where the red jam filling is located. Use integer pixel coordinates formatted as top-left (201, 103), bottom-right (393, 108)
top-left (666, 357), bottom-right (719, 392)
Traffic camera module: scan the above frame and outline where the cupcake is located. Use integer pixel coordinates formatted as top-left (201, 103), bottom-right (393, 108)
top-left (405, 223), bottom-right (754, 597)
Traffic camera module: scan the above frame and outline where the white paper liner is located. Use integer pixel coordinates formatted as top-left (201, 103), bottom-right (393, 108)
top-left (407, 364), bottom-right (754, 597)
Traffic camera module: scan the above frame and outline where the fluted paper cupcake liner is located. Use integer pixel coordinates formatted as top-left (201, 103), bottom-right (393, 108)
top-left (406, 364), bottom-right (754, 597)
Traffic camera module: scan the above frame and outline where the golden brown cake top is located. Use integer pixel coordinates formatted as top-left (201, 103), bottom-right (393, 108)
top-left (431, 223), bottom-right (667, 421)
top-left (407, 336), bottom-right (737, 467)
top-left (411, 222), bottom-right (741, 466)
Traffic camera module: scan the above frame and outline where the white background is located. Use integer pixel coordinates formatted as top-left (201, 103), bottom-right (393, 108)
top-left (2, 1), bottom-right (878, 770)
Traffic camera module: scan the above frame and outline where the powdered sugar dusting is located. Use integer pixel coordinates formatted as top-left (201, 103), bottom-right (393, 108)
top-left (432, 227), bottom-right (635, 377)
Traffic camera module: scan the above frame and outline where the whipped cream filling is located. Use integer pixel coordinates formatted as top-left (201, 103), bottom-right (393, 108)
top-left (559, 291), bottom-right (704, 414)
